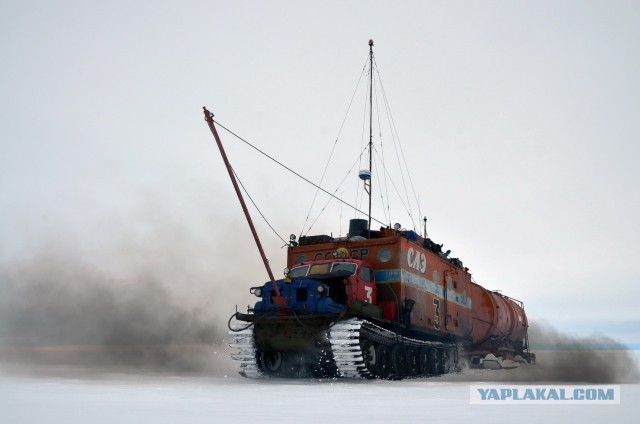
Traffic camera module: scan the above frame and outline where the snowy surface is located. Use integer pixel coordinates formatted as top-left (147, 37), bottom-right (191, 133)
top-left (1, 368), bottom-right (637, 424)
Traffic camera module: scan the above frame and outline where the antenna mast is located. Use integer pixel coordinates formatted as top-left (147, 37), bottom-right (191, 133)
top-left (367, 39), bottom-right (374, 237)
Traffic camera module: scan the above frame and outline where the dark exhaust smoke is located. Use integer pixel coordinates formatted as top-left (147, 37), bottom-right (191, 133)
top-left (1, 227), bottom-right (637, 382)
top-left (0, 219), bottom-right (260, 375)
top-left (455, 321), bottom-right (639, 384)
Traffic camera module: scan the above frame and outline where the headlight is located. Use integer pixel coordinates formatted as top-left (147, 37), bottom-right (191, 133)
top-left (254, 288), bottom-right (262, 297)
top-left (317, 285), bottom-right (324, 294)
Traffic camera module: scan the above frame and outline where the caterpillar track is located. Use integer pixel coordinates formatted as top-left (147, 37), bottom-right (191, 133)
top-left (229, 318), bottom-right (460, 379)
top-left (229, 324), bottom-right (264, 378)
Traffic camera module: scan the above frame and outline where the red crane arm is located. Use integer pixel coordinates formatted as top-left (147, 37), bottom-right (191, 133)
top-left (203, 107), bottom-right (287, 309)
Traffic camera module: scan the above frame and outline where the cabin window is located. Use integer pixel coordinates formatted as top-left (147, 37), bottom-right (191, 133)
top-left (359, 266), bottom-right (373, 282)
top-left (309, 263), bottom-right (331, 275)
top-left (290, 265), bottom-right (309, 278)
top-left (331, 262), bottom-right (357, 275)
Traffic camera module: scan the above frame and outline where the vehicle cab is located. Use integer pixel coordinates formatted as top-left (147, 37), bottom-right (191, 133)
top-left (290, 259), bottom-right (377, 306)
top-left (251, 259), bottom-right (377, 314)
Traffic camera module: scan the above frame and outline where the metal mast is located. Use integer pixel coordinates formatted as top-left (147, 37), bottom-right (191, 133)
top-left (367, 39), bottom-right (374, 237)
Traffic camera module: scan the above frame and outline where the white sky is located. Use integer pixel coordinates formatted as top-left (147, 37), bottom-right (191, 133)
top-left (1, 1), bottom-right (639, 346)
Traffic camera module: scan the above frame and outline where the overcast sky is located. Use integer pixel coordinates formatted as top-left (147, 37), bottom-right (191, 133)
top-left (2, 1), bottom-right (639, 347)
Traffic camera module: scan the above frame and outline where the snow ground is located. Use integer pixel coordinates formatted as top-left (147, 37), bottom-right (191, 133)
top-left (1, 367), bottom-right (637, 424)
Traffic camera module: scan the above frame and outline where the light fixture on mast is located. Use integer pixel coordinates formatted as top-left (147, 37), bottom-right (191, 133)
top-left (359, 169), bottom-right (372, 205)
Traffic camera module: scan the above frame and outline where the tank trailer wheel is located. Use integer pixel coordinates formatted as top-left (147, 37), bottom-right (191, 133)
top-left (390, 344), bottom-right (407, 376)
top-left (374, 344), bottom-right (391, 379)
top-left (406, 346), bottom-right (420, 376)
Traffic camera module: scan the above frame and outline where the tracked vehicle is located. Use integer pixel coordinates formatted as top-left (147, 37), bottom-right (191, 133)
top-left (227, 219), bottom-right (534, 379)
top-left (203, 40), bottom-right (534, 379)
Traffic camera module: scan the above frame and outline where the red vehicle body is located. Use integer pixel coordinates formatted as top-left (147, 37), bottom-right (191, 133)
top-left (285, 224), bottom-right (534, 367)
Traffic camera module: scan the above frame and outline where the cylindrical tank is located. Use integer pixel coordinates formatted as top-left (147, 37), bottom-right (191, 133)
top-left (470, 282), bottom-right (528, 346)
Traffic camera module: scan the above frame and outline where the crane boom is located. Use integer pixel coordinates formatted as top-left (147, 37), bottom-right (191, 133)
top-left (203, 107), bottom-right (287, 309)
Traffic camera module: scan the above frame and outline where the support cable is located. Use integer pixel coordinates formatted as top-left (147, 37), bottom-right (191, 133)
top-left (232, 168), bottom-right (288, 245)
top-left (213, 120), bottom-right (387, 227)
top-left (372, 145), bottom-right (415, 224)
top-left (374, 57), bottom-right (423, 230)
top-left (372, 155), bottom-right (390, 227)
top-left (355, 71), bottom-right (370, 219)
top-left (303, 145), bottom-right (369, 236)
top-left (376, 71), bottom-right (415, 230)
top-left (373, 72), bottom-right (392, 227)
top-left (299, 55), bottom-right (370, 238)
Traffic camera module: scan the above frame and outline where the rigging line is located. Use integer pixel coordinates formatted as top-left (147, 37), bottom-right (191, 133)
top-left (299, 55), bottom-right (370, 238)
top-left (356, 71), bottom-right (370, 219)
top-left (372, 144), bottom-right (415, 224)
top-left (232, 168), bottom-right (288, 245)
top-left (305, 145), bottom-right (369, 235)
top-left (374, 58), bottom-right (423, 229)
top-left (304, 144), bottom-right (369, 236)
top-left (375, 65), bottom-right (415, 227)
top-left (339, 191), bottom-right (343, 237)
top-left (383, 97), bottom-right (415, 229)
top-left (213, 120), bottom-right (387, 227)
top-left (372, 145), bottom-right (414, 224)
top-left (371, 154), bottom-right (390, 227)
top-left (372, 59), bottom-right (414, 221)
top-left (372, 69), bottom-right (392, 227)
top-left (374, 65), bottom-right (416, 231)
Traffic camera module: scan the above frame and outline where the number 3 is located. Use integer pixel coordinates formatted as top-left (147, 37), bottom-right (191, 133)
top-left (364, 286), bottom-right (373, 303)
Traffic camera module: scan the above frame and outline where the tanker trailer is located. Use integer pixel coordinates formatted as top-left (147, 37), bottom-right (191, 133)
top-left (468, 282), bottom-right (535, 369)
